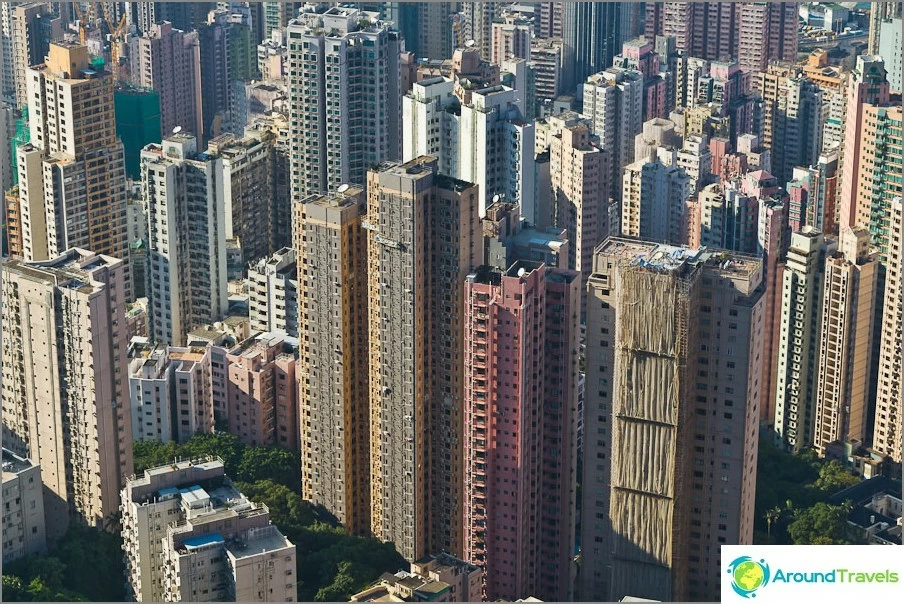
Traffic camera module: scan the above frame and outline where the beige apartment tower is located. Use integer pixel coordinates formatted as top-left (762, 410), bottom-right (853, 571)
top-left (580, 239), bottom-right (764, 602)
top-left (874, 197), bottom-right (904, 461)
top-left (1, 249), bottom-right (134, 540)
top-left (21, 43), bottom-right (128, 276)
top-left (297, 187), bottom-right (371, 535)
top-left (366, 158), bottom-right (482, 561)
top-left (813, 227), bottom-right (880, 454)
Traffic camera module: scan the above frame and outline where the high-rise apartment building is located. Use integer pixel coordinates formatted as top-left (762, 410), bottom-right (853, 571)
top-left (366, 158), bottom-right (482, 562)
top-left (802, 50), bottom-right (848, 153)
top-left (296, 187), bottom-right (370, 534)
top-left (839, 56), bottom-right (892, 234)
top-left (757, 195), bottom-right (788, 423)
top-left (226, 333), bottom-right (298, 450)
top-left (1, 249), bottom-right (133, 540)
top-left (773, 228), bottom-right (836, 452)
top-left (490, 20), bottom-right (530, 66)
top-left (551, 124), bottom-right (608, 311)
top-left (198, 9), bottom-right (233, 141)
top-left (287, 7), bottom-right (403, 200)
top-left (262, 0), bottom-right (297, 39)
top-left (813, 227), bottom-right (880, 454)
top-left (535, 2), bottom-right (564, 39)
top-left (462, 261), bottom-right (579, 602)
top-left (248, 247), bottom-right (298, 339)
top-left (737, 2), bottom-right (798, 74)
top-left (646, 2), bottom-right (739, 63)
top-left (140, 134), bottom-right (228, 346)
top-left (621, 155), bottom-right (691, 245)
top-left (402, 78), bottom-right (535, 219)
top-left (385, 2), bottom-right (455, 62)
top-left (581, 239), bottom-right (764, 602)
top-left (868, 1), bottom-right (904, 55)
top-left (460, 1), bottom-right (497, 61)
top-left (530, 38), bottom-right (563, 105)
top-left (1, 449), bottom-right (47, 564)
top-left (562, 2), bottom-right (629, 97)
top-left (879, 17), bottom-right (903, 93)
top-left (4, 2), bottom-right (60, 110)
top-left (804, 151), bottom-right (840, 236)
top-left (121, 458), bottom-right (296, 602)
top-left (20, 42), bottom-right (128, 277)
top-left (582, 67), bottom-right (645, 205)
top-left (208, 133), bottom-right (277, 264)
top-left (129, 22), bottom-right (202, 139)
top-left (874, 196), bottom-right (904, 461)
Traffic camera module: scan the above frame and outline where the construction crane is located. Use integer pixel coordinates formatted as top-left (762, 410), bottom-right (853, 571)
top-left (98, 2), bottom-right (128, 80)
top-left (71, 2), bottom-right (96, 46)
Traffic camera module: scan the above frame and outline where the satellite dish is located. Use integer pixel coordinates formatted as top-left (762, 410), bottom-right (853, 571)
top-left (492, 194), bottom-right (500, 203)
top-left (465, 39), bottom-right (476, 48)
top-left (337, 183), bottom-right (350, 193)
top-left (172, 126), bottom-right (182, 134)
top-left (517, 267), bottom-right (526, 277)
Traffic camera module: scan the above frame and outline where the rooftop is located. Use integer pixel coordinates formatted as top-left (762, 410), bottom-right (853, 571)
top-left (2, 449), bottom-right (36, 481)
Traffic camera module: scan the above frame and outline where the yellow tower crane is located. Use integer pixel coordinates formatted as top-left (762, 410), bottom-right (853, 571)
top-left (71, 2), bottom-right (96, 46)
top-left (98, 2), bottom-right (128, 80)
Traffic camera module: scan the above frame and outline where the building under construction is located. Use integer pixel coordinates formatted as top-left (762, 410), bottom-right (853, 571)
top-left (580, 238), bottom-right (765, 603)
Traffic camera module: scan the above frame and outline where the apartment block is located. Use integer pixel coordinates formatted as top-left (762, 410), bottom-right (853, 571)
top-left (121, 458), bottom-right (296, 602)
top-left (1, 249), bottom-right (133, 540)
top-left (128, 338), bottom-right (227, 444)
top-left (491, 20), bottom-right (530, 66)
top-left (737, 2), bottom-right (798, 74)
top-left (582, 67), bottom-right (644, 205)
top-left (814, 227), bottom-right (880, 454)
top-left (561, 2), bottom-right (629, 96)
top-left (621, 154), bottom-right (690, 245)
top-left (141, 133), bottom-right (228, 345)
top-left (5, 2), bottom-right (60, 110)
top-left (248, 247), bottom-right (298, 339)
top-left (551, 124), bottom-right (608, 313)
top-left (366, 158), bottom-right (482, 561)
top-left (530, 38), bottom-right (563, 104)
top-left (839, 56), bottom-right (892, 233)
top-left (879, 17), bottom-right (903, 92)
top-left (403, 79), bottom-right (535, 219)
top-left (287, 6), bottom-right (403, 199)
top-left (463, 262), bottom-right (579, 601)
top-left (581, 239), bottom-right (764, 602)
top-left (774, 228), bottom-right (836, 451)
top-left (129, 22), bottom-right (201, 138)
top-left (297, 187), bottom-right (370, 534)
top-left (868, 1), bottom-right (904, 55)
top-left (2, 449), bottom-right (47, 564)
top-left (226, 333), bottom-right (298, 450)
top-left (874, 197), bottom-right (904, 461)
top-left (804, 151), bottom-right (840, 236)
top-left (802, 50), bottom-right (848, 153)
top-left (21, 42), bottom-right (128, 275)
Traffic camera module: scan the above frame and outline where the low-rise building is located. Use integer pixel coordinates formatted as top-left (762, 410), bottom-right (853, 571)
top-left (351, 554), bottom-right (483, 602)
top-left (1, 449), bottom-right (47, 563)
top-left (121, 457), bottom-right (296, 602)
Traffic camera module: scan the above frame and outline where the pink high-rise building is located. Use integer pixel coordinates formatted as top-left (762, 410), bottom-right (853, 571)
top-left (226, 333), bottom-right (298, 449)
top-left (758, 198), bottom-right (788, 423)
top-left (613, 38), bottom-right (667, 120)
top-left (737, 2), bottom-right (798, 73)
top-left (839, 56), bottom-right (892, 231)
top-left (462, 261), bottom-right (580, 602)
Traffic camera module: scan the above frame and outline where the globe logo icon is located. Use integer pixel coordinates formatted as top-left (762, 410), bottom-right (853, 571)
top-left (727, 556), bottom-right (770, 598)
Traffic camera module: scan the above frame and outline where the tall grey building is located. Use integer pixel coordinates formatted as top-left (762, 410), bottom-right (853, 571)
top-left (287, 6), bottom-right (403, 200)
top-left (562, 2), bottom-right (630, 98)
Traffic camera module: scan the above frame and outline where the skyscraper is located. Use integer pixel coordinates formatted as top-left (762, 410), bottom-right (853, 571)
top-left (839, 56), bottom-right (892, 235)
top-left (386, 2), bottom-right (455, 61)
top-left (874, 196), bottom-right (904, 461)
top-left (287, 7), bottom-right (403, 200)
top-left (140, 133), bottom-right (228, 346)
top-left (621, 154), bottom-right (691, 245)
top-left (198, 9), bottom-right (232, 141)
top-left (581, 239), bottom-right (764, 602)
top-left (366, 157), bottom-right (482, 561)
top-left (21, 42), bottom-right (128, 284)
top-left (879, 17), bottom-right (903, 92)
top-left (297, 187), bottom-right (370, 535)
top-left (582, 67), bottom-right (645, 206)
top-left (1, 248), bottom-right (134, 540)
top-left (868, 1), bottom-right (904, 55)
top-left (736, 2), bottom-right (798, 74)
top-left (462, 262), bottom-right (580, 602)
top-left (460, 1), bottom-right (497, 60)
top-left (128, 22), bottom-right (202, 139)
top-left (773, 228), bottom-right (835, 452)
top-left (562, 2), bottom-right (628, 97)
top-left (813, 227), bottom-right (880, 454)
top-left (551, 123), bottom-right (609, 311)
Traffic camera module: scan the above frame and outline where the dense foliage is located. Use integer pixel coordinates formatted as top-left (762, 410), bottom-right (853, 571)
top-left (754, 436), bottom-right (863, 545)
top-left (133, 434), bottom-right (406, 601)
top-left (2, 523), bottom-right (126, 601)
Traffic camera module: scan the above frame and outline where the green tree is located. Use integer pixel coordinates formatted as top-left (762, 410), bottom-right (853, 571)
top-left (788, 502), bottom-right (858, 545)
top-left (236, 446), bottom-right (301, 491)
top-left (813, 460), bottom-right (861, 493)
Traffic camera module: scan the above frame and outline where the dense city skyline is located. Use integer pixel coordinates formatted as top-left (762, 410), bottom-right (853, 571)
top-left (1, 2), bottom-right (902, 603)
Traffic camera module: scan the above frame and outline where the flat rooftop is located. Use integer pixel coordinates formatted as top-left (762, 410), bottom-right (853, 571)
top-left (226, 526), bottom-right (293, 560)
top-left (2, 449), bottom-right (36, 480)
